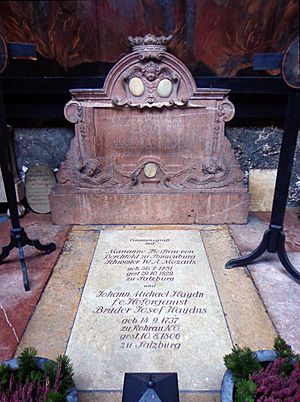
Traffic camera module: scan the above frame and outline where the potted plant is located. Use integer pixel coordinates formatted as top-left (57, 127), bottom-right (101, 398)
top-left (0, 347), bottom-right (77, 401)
top-left (221, 336), bottom-right (300, 402)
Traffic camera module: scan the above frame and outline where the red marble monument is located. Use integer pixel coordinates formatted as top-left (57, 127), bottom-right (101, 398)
top-left (50, 35), bottom-right (249, 224)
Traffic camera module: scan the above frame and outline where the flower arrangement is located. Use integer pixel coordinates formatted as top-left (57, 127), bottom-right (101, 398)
top-left (0, 347), bottom-right (75, 401)
top-left (223, 336), bottom-right (300, 402)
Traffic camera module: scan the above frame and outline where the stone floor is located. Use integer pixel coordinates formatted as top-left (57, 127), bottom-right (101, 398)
top-left (0, 212), bottom-right (70, 360)
top-left (0, 208), bottom-right (299, 401)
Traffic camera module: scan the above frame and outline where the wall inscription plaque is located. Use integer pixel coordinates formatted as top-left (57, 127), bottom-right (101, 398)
top-left (66, 230), bottom-right (232, 391)
top-left (25, 164), bottom-right (56, 214)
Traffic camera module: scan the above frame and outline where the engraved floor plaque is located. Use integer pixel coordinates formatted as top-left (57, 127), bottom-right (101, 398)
top-left (66, 230), bottom-right (232, 391)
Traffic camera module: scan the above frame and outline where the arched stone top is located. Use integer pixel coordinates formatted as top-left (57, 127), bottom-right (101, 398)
top-left (64, 34), bottom-right (235, 122)
top-left (103, 34), bottom-right (197, 108)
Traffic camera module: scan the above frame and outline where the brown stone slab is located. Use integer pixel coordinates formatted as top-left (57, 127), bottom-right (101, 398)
top-left (78, 393), bottom-right (122, 402)
top-left (201, 228), bottom-right (276, 350)
top-left (50, 192), bottom-right (249, 225)
top-left (71, 224), bottom-right (227, 232)
top-left (16, 229), bottom-right (99, 359)
top-left (0, 212), bottom-right (70, 360)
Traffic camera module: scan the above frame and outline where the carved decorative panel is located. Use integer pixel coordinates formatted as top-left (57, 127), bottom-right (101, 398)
top-left (51, 35), bottom-right (249, 224)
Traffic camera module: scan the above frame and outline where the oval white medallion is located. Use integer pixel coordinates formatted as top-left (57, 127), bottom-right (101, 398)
top-left (143, 163), bottom-right (157, 178)
top-left (128, 77), bottom-right (144, 97)
top-left (157, 79), bottom-right (173, 97)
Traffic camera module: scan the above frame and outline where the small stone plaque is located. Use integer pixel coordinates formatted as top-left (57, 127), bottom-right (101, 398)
top-left (25, 164), bottom-right (56, 213)
top-left (66, 230), bottom-right (232, 392)
top-left (249, 169), bottom-right (277, 211)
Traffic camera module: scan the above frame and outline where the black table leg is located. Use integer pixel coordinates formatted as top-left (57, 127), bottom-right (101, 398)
top-left (0, 84), bottom-right (56, 291)
top-left (226, 90), bottom-right (300, 281)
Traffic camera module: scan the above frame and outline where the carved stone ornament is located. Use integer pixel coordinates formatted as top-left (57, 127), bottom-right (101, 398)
top-left (128, 34), bottom-right (172, 52)
top-left (103, 33), bottom-right (196, 109)
top-left (51, 34), bottom-right (249, 225)
top-left (64, 101), bottom-right (83, 123)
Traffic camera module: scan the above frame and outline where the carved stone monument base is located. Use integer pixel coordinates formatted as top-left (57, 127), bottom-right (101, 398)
top-left (51, 190), bottom-right (249, 224)
top-left (50, 35), bottom-right (249, 224)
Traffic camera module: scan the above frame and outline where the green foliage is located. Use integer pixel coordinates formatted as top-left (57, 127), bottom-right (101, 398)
top-left (42, 355), bottom-right (74, 397)
top-left (0, 347), bottom-right (74, 401)
top-left (273, 336), bottom-right (296, 359)
top-left (273, 336), bottom-right (299, 375)
top-left (224, 345), bottom-right (261, 381)
top-left (44, 360), bottom-right (58, 387)
top-left (28, 369), bottom-right (44, 382)
top-left (273, 336), bottom-right (296, 360)
top-left (224, 337), bottom-right (300, 402)
top-left (235, 379), bottom-right (256, 402)
top-left (46, 390), bottom-right (65, 401)
top-left (56, 355), bottom-right (74, 395)
top-left (0, 364), bottom-right (11, 387)
top-left (17, 346), bottom-right (38, 383)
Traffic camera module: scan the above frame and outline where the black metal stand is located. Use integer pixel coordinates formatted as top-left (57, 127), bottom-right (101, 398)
top-left (226, 90), bottom-right (300, 281)
top-left (0, 84), bottom-right (56, 291)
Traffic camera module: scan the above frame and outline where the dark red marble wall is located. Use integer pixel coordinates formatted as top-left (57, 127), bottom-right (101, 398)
top-left (0, 0), bottom-right (298, 76)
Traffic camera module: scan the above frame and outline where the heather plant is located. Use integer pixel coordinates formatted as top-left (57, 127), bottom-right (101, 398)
top-left (224, 337), bottom-right (300, 402)
top-left (0, 347), bottom-right (74, 402)
top-left (251, 358), bottom-right (300, 401)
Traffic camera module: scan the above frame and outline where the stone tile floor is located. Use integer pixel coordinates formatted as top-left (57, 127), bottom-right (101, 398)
top-left (229, 208), bottom-right (300, 352)
top-left (0, 208), bottom-right (299, 401)
top-left (0, 212), bottom-right (70, 360)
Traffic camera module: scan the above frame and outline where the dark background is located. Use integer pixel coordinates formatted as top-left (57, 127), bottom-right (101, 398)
top-left (0, 0), bottom-right (298, 123)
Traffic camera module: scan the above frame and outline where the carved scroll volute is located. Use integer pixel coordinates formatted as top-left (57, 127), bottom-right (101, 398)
top-left (218, 98), bottom-right (235, 122)
top-left (64, 100), bottom-right (83, 123)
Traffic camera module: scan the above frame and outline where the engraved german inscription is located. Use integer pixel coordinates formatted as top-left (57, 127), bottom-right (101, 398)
top-left (66, 230), bottom-right (232, 391)
top-left (91, 239), bottom-right (207, 351)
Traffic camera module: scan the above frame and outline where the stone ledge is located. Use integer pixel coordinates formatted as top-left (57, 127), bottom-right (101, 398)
top-left (50, 192), bottom-right (249, 225)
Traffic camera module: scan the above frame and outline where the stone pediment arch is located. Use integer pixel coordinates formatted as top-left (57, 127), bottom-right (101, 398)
top-left (103, 34), bottom-right (196, 108)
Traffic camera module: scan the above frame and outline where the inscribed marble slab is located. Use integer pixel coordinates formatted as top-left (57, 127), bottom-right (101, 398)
top-left (66, 230), bottom-right (232, 391)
